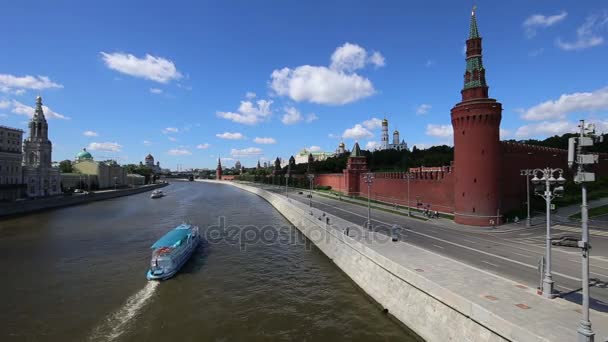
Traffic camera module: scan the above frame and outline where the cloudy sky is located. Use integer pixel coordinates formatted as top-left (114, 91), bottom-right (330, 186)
top-left (0, 0), bottom-right (607, 169)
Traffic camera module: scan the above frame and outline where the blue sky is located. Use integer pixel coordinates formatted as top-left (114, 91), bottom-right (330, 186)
top-left (0, 0), bottom-right (607, 169)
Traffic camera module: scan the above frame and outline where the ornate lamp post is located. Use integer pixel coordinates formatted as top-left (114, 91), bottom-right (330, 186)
top-left (307, 174), bottom-right (315, 211)
top-left (520, 169), bottom-right (534, 227)
top-left (531, 168), bottom-right (566, 299)
top-left (363, 172), bottom-right (374, 230)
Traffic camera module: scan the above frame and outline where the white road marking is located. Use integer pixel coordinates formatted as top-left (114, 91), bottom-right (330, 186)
top-left (306, 196), bottom-right (582, 282)
top-left (482, 261), bottom-right (500, 268)
top-left (511, 251), bottom-right (534, 259)
top-left (518, 233), bottom-right (534, 236)
top-left (432, 244), bottom-right (445, 249)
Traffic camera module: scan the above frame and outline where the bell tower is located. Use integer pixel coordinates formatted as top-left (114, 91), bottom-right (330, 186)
top-left (216, 158), bottom-right (223, 180)
top-left (451, 7), bottom-right (503, 226)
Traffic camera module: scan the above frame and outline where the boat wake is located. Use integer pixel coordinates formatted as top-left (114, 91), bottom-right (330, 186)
top-left (89, 281), bottom-right (158, 342)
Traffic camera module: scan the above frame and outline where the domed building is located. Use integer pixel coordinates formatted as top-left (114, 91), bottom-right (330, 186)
top-left (143, 153), bottom-right (162, 174)
top-left (66, 148), bottom-right (126, 190)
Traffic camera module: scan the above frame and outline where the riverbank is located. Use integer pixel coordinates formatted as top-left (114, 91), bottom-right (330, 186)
top-left (0, 183), bottom-right (168, 218)
top-left (207, 180), bottom-right (608, 342)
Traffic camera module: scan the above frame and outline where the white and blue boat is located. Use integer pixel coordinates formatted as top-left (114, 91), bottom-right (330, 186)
top-left (147, 223), bottom-right (200, 280)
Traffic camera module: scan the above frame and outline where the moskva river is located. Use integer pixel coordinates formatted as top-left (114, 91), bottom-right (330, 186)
top-left (0, 181), bottom-right (419, 341)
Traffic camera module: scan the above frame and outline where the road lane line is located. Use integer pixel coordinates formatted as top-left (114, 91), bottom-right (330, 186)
top-left (511, 251), bottom-right (534, 259)
top-left (482, 261), bottom-right (500, 268)
top-left (432, 244), bottom-right (445, 249)
top-left (305, 196), bottom-right (582, 282)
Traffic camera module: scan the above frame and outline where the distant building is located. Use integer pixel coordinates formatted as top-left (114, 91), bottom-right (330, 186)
top-left (294, 148), bottom-right (334, 164)
top-left (0, 125), bottom-right (25, 201)
top-left (22, 96), bottom-right (61, 197)
top-left (379, 118), bottom-right (408, 151)
top-left (144, 154), bottom-right (162, 173)
top-left (127, 173), bottom-right (145, 186)
top-left (216, 158), bottom-right (222, 180)
top-left (234, 160), bottom-right (242, 172)
top-left (71, 148), bottom-right (126, 189)
top-left (335, 140), bottom-right (348, 155)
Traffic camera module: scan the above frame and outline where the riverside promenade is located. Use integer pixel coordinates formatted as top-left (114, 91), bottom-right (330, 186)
top-left (206, 180), bottom-right (608, 342)
top-left (0, 182), bottom-right (168, 218)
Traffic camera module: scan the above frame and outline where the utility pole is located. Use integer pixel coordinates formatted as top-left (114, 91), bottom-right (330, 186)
top-left (363, 173), bottom-right (374, 230)
top-left (307, 174), bottom-right (315, 213)
top-left (569, 119), bottom-right (600, 342)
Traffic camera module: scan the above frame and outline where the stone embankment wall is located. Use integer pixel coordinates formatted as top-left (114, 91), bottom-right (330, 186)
top-left (0, 183), bottom-right (168, 218)
top-left (221, 181), bottom-right (512, 342)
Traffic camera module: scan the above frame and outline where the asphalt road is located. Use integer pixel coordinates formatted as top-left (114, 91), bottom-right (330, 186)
top-left (252, 183), bottom-right (608, 312)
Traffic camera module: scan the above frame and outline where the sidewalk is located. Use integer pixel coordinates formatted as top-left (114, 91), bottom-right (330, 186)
top-left (229, 181), bottom-right (608, 342)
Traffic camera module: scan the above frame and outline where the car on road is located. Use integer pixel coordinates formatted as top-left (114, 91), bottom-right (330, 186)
top-left (74, 189), bottom-right (84, 193)
top-left (298, 191), bottom-right (303, 195)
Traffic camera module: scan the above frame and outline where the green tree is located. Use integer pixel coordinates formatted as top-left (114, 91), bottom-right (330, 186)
top-left (58, 159), bottom-right (73, 173)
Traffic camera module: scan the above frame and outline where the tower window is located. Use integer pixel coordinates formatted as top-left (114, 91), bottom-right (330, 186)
top-left (473, 207), bottom-right (476, 213)
top-left (481, 149), bottom-right (485, 155)
top-left (462, 130), bottom-right (465, 136)
top-left (462, 192), bottom-right (465, 197)
top-left (474, 178), bottom-right (477, 183)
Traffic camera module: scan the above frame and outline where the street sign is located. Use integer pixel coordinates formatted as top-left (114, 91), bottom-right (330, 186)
top-left (550, 204), bottom-right (556, 210)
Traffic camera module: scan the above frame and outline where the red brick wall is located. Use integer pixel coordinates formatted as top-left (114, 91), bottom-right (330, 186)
top-left (314, 173), bottom-right (345, 192)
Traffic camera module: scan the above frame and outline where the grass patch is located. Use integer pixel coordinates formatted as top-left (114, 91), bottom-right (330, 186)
top-left (569, 204), bottom-right (608, 219)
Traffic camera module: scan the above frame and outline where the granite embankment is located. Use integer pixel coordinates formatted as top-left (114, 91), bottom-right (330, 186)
top-left (0, 183), bottom-right (168, 218)
top-left (207, 180), bottom-right (608, 342)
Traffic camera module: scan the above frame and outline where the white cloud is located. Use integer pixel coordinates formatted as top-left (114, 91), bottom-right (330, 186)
top-left (167, 148), bottom-right (192, 156)
top-left (196, 143), bottom-right (210, 149)
top-left (343, 124), bottom-right (373, 139)
top-left (365, 141), bottom-right (382, 151)
top-left (520, 86), bottom-right (608, 121)
top-left (149, 88), bottom-right (163, 94)
top-left (362, 117), bottom-right (383, 129)
top-left (306, 113), bottom-right (318, 123)
top-left (281, 106), bottom-right (303, 125)
top-left (308, 145), bottom-right (322, 152)
top-left (330, 42), bottom-right (367, 72)
top-left (270, 66), bottom-right (375, 105)
top-left (100, 52), bottom-right (182, 83)
top-left (168, 136), bottom-right (177, 142)
top-left (254, 137), bottom-right (277, 144)
top-left (11, 100), bottom-right (68, 120)
top-left (231, 147), bottom-right (263, 157)
top-left (216, 132), bottom-right (245, 140)
top-left (557, 12), bottom-right (607, 50)
top-left (0, 74), bottom-right (63, 94)
top-left (269, 42), bottom-right (383, 105)
top-left (328, 133), bottom-right (340, 139)
top-left (515, 121), bottom-right (576, 138)
top-left (143, 140), bottom-right (153, 146)
top-left (0, 114), bottom-right (6, 118)
top-left (500, 128), bottom-right (511, 139)
top-left (425, 124), bottom-right (453, 138)
top-left (0, 100), bottom-right (11, 109)
top-left (217, 99), bottom-right (273, 125)
top-left (523, 11), bottom-right (568, 38)
top-left (416, 104), bottom-right (432, 115)
top-left (245, 91), bottom-right (256, 99)
top-left (87, 142), bottom-right (122, 152)
top-left (425, 60), bottom-right (434, 67)
top-left (369, 51), bottom-right (385, 68)
top-left (83, 130), bottom-right (98, 137)
top-left (162, 127), bottom-right (179, 134)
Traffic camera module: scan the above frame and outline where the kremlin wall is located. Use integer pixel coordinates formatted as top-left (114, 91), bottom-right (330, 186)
top-left (310, 11), bottom-right (608, 227)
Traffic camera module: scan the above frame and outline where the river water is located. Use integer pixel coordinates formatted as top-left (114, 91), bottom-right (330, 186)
top-left (0, 181), bottom-right (419, 341)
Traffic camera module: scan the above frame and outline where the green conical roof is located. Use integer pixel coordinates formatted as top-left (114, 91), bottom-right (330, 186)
top-left (351, 142), bottom-right (362, 157)
top-left (469, 7), bottom-right (479, 39)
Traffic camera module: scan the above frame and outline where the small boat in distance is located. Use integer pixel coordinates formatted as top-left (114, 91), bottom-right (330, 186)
top-left (150, 190), bottom-right (164, 199)
top-left (147, 223), bottom-right (200, 280)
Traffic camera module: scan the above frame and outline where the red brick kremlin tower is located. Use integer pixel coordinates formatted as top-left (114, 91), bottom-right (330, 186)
top-left (451, 8), bottom-right (503, 226)
top-left (216, 158), bottom-right (223, 180)
top-left (343, 142), bottom-right (368, 196)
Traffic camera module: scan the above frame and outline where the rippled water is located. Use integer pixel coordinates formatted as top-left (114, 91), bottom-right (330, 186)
top-left (0, 181), bottom-right (419, 341)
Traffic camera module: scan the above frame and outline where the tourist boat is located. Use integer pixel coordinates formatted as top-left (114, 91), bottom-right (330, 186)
top-left (147, 223), bottom-right (200, 280)
top-left (150, 190), bottom-right (164, 199)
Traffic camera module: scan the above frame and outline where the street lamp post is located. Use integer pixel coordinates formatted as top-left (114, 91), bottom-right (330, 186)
top-left (520, 169), bottom-right (534, 227)
top-left (114, 176), bottom-right (118, 191)
top-left (284, 173), bottom-right (290, 198)
top-left (307, 174), bottom-right (315, 211)
top-left (404, 172), bottom-right (414, 217)
top-left (531, 168), bottom-right (566, 299)
top-left (363, 173), bottom-right (374, 230)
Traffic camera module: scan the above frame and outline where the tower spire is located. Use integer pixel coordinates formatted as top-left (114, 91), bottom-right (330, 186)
top-left (462, 6), bottom-right (488, 101)
top-left (469, 6), bottom-right (479, 39)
